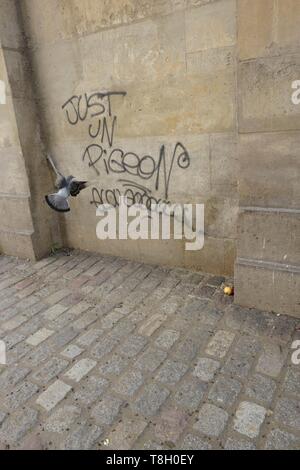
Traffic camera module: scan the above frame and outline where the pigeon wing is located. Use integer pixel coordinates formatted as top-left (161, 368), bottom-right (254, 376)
top-left (45, 193), bottom-right (70, 212)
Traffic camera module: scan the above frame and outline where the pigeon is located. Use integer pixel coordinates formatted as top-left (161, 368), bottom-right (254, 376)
top-left (45, 154), bottom-right (88, 213)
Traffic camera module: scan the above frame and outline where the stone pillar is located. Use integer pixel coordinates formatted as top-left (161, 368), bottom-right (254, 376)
top-left (0, 0), bottom-right (61, 260)
top-left (235, 0), bottom-right (300, 317)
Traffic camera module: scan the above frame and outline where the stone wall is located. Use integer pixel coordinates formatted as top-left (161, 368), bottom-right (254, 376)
top-left (235, 0), bottom-right (300, 316)
top-left (16, 0), bottom-right (239, 276)
top-left (0, 0), bottom-right (299, 316)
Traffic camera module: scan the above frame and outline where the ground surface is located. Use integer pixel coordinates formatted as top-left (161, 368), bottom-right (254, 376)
top-left (0, 250), bottom-right (299, 450)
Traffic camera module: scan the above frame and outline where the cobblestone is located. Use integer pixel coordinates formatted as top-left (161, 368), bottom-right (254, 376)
top-left (0, 251), bottom-right (298, 450)
top-left (194, 404), bottom-right (228, 437)
top-left (234, 401), bottom-right (267, 438)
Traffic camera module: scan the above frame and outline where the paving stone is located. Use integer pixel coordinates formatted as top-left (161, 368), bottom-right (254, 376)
top-left (64, 358), bottom-right (97, 382)
top-left (0, 365), bottom-right (30, 391)
top-left (0, 408), bottom-right (38, 445)
top-left (174, 377), bottom-right (207, 411)
top-left (234, 401), bottom-right (267, 438)
top-left (206, 276), bottom-right (225, 287)
top-left (44, 405), bottom-right (81, 433)
top-left (180, 434), bottom-right (212, 450)
top-left (245, 373), bottom-right (277, 405)
top-left (132, 383), bottom-right (170, 417)
top-left (155, 408), bottom-right (188, 442)
top-left (282, 369), bottom-right (300, 397)
top-left (91, 336), bottom-right (119, 359)
top-left (61, 422), bottom-right (103, 450)
top-left (155, 359), bottom-right (188, 385)
top-left (76, 328), bottom-right (103, 347)
top-left (113, 369), bottom-right (144, 397)
top-left (205, 330), bottom-right (235, 358)
top-left (0, 252), bottom-right (297, 450)
top-left (208, 375), bottom-right (241, 408)
top-left (61, 344), bottom-right (83, 359)
top-left (274, 397), bottom-right (300, 431)
top-left (26, 328), bottom-right (54, 346)
top-left (264, 428), bottom-right (300, 450)
top-left (194, 404), bottom-right (228, 437)
top-left (172, 335), bottom-right (201, 363)
top-left (256, 343), bottom-right (286, 378)
top-left (91, 395), bottom-right (123, 425)
top-left (135, 347), bottom-right (167, 373)
top-left (100, 310), bottom-right (125, 330)
top-left (36, 380), bottom-right (72, 411)
top-left (142, 441), bottom-right (163, 450)
top-left (138, 314), bottom-right (166, 337)
top-left (43, 304), bottom-right (68, 321)
top-left (193, 357), bottom-right (220, 382)
top-left (154, 329), bottom-right (180, 350)
top-left (117, 334), bottom-right (148, 358)
top-left (98, 354), bottom-right (128, 376)
top-left (224, 437), bottom-right (256, 450)
top-left (73, 375), bottom-right (109, 405)
top-left (3, 331), bottom-right (25, 349)
top-left (0, 411), bottom-right (7, 425)
top-left (106, 417), bottom-right (147, 450)
top-left (50, 327), bottom-right (78, 349)
top-left (32, 357), bottom-right (69, 385)
top-left (4, 381), bottom-right (39, 410)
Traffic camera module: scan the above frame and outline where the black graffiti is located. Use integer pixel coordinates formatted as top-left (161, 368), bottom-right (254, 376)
top-left (61, 91), bottom-right (126, 125)
top-left (83, 142), bottom-right (190, 200)
top-left (62, 88), bottom-right (192, 206)
top-left (90, 179), bottom-right (169, 210)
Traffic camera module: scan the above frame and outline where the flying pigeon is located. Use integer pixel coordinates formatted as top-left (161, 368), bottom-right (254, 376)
top-left (45, 154), bottom-right (88, 213)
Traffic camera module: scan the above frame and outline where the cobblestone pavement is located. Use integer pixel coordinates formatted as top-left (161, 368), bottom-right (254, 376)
top-left (0, 250), bottom-right (299, 450)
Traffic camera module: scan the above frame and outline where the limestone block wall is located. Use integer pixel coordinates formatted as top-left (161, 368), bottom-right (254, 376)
top-left (235, 0), bottom-right (300, 315)
top-left (0, 0), bottom-right (61, 260)
top-left (17, 0), bottom-right (239, 276)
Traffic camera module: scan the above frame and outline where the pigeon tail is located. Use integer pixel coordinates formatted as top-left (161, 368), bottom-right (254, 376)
top-left (45, 193), bottom-right (70, 213)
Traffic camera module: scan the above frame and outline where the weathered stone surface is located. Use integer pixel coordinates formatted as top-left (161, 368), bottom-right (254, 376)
top-left (174, 377), bottom-right (207, 411)
top-left (245, 373), bottom-right (277, 405)
top-left (264, 428), bottom-right (300, 450)
top-left (185, 0), bottom-right (236, 53)
top-left (91, 395), bottom-right (123, 425)
top-left (36, 380), bottom-right (72, 411)
top-left (73, 375), bottom-right (109, 405)
top-left (26, 328), bottom-right (54, 346)
top-left (0, 251), bottom-right (297, 450)
top-left (44, 405), bottom-right (81, 433)
top-left (106, 417), bottom-right (147, 450)
top-left (194, 404), bottom-right (228, 437)
top-left (205, 329), bottom-right (235, 358)
top-left (64, 358), bottom-right (97, 382)
top-left (113, 369), bottom-right (144, 397)
top-left (155, 408), bottom-right (188, 442)
top-left (132, 383), bottom-right (170, 417)
top-left (193, 357), bottom-right (220, 381)
top-left (180, 433), bottom-right (212, 450)
top-left (209, 375), bottom-right (241, 408)
top-left (234, 401), bottom-right (267, 438)
top-left (239, 55), bottom-right (300, 133)
top-left (274, 397), bottom-right (300, 431)
top-left (238, 0), bottom-right (300, 60)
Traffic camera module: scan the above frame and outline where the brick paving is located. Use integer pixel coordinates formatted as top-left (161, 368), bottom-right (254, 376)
top-left (0, 250), bottom-right (299, 450)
